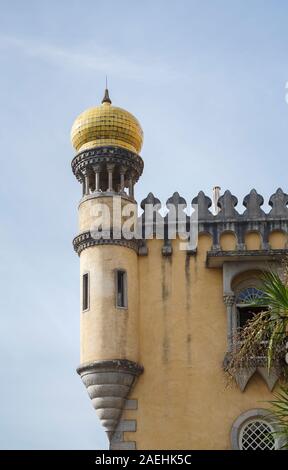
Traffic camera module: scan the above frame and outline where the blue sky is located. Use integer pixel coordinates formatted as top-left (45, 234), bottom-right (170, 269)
top-left (1, 0), bottom-right (288, 449)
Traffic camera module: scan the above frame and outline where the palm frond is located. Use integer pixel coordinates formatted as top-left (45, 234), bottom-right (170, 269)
top-left (226, 267), bottom-right (288, 378)
top-left (253, 271), bottom-right (288, 317)
top-left (268, 386), bottom-right (288, 449)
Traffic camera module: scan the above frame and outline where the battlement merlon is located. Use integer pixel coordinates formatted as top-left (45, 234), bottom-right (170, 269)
top-left (73, 188), bottom-right (288, 258)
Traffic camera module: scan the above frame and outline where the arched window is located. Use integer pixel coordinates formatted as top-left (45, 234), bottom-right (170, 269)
top-left (239, 419), bottom-right (276, 450)
top-left (235, 287), bottom-right (265, 329)
top-left (235, 287), bottom-right (264, 305)
top-left (231, 409), bottom-right (282, 450)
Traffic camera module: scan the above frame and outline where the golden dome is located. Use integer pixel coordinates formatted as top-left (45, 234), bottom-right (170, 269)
top-left (71, 90), bottom-right (143, 154)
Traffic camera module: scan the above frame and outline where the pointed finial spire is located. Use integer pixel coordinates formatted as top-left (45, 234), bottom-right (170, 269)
top-left (102, 76), bottom-right (112, 104)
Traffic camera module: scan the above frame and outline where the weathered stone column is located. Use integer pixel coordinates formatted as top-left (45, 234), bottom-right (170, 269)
top-left (83, 169), bottom-right (90, 196)
top-left (93, 164), bottom-right (101, 192)
top-left (107, 164), bottom-right (115, 192)
top-left (223, 294), bottom-right (235, 352)
top-left (81, 176), bottom-right (85, 197)
top-left (128, 173), bottom-right (135, 199)
top-left (119, 166), bottom-right (126, 194)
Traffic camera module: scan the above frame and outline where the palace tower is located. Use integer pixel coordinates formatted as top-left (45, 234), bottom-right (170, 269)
top-left (71, 90), bottom-right (288, 450)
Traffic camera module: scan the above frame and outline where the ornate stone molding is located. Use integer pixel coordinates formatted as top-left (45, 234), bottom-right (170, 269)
top-left (207, 249), bottom-right (288, 267)
top-left (233, 366), bottom-right (257, 392)
top-left (77, 359), bottom-right (143, 442)
top-left (71, 146), bottom-right (144, 183)
top-left (224, 353), bottom-right (281, 391)
top-left (257, 367), bottom-right (279, 391)
top-left (77, 359), bottom-right (144, 376)
top-left (223, 295), bottom-right (235, 307)
top-left (73, 231), bottom-right (140, 255)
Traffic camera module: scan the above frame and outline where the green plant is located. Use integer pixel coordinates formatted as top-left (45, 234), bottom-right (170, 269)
top-left (227, 270), bottom-right (288, 377)
top-left (226, 267), bottom-right (288, 448)
top-left (269, 386), bottom-right (288, 449)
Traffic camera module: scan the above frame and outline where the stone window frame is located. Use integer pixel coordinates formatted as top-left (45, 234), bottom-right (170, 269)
top-left (234, 281), bottom-right (264, 333)
top-left (223, 261), bottom-right (279, 352)
top-left (115, 269), bottom-right (128, 309)
top-left (223, 261), bottom-right (282, 390)
top-left (82, 271), bottom-right (90, 312)
top-left (231, 408), bottom-right (283, 450)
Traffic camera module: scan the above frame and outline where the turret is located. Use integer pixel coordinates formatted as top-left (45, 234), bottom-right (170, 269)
top-left (71, 89), bottom-right (144, 442)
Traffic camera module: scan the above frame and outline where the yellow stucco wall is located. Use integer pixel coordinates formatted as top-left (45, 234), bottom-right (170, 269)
top-left (121, 234), bottom-right (279, 450)
top-left (220, 232), bottom-right (237, 250)
top-left (245, 231), bottom-right (262, 250)
top-left (269, 230), bottom-right (288, 249)
top-left (79, 195), bottom-right (136, 233)
top-left (79, 196), bottom-right (139, 364)
top-left (78, 196), bottom-right (287, 450)
top-left (80, 245), bottom-right (139, 364)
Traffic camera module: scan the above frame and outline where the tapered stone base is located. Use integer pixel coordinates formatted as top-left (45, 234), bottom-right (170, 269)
top-left (77, 359), bottom-right (143, 438)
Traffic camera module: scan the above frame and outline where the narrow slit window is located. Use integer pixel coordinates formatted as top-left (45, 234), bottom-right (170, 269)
top-left (116, 270), bottom-right (127, 308)
top-left (83, 273), bottom-right (89, 311)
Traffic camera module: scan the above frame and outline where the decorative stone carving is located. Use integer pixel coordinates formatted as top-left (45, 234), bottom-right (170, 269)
top-left (268, 188), bottom-right (288, 218)
top-left (234, 367), bottom-right (257, 392)
top-left (166, 192), bottom-right (187, 241)
top-left (77, 359), bottom-right (143, 440)
top-left (257, 367), bottom-right (279, 391)
top-left (140, 193), bottom-right (162, 239)
top-left (224, 351), bottom-right (281, 392)
top-left (230, 365), bottom-right (280, 392)
top-left (73, 231), bottom-right (140, 255)
top-left (166, 192), bottom-right (187, 211)
top-left (192, 191), bottom-right (213, 221)
top-left (223, 295), bottom-right (235, 306)
top-left (243, 189), bottom-right (265, 219)
top-left (217, 190), bottom-right (239, 219)
top-left (71, 146), bottom-right (144, 184)
top-left (73, 189), bottom-right (288, 256)
top-left (140, 192), bottom-right (161, 211)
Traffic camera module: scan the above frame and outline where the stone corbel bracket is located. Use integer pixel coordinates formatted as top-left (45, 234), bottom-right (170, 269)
top-left (223, 353), bottom-right (280, 391)
top-left (233, 366), bottom-right (280, 392)
top-left (76, 359), bottom-right (143, 441)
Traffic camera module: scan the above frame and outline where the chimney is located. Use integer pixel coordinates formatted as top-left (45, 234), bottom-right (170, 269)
top-left (212, 186), bottom-right (221, 215)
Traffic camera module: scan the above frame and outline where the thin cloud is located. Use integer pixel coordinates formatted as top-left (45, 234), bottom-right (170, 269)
top-left (0, 35), bottom-right (181, 82)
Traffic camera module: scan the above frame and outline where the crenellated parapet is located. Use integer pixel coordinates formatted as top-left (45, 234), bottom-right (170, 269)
top-left (73, 188), bottom-right (288, 258)
top-left (138, 188), bottom-right (288, 254)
